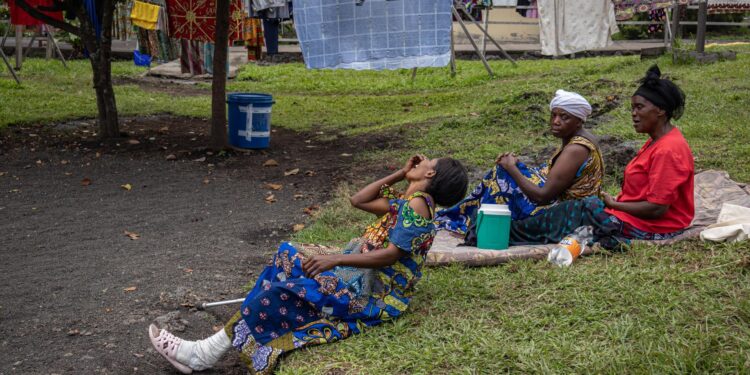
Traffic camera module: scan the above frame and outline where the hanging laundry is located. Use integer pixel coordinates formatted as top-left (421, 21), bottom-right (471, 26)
top-left (537, 0), bottom-right (619, 56)
top-left (153, 0), bottom-right (179, 62)
top-left (515, 0), bottom-right (539, 18)
top-left (166, 0), bottom-right (244, 42)
top-left (252, 0), bottom-right (288, 11)
top-left (292, 0), bottom-right (452, 70)
top-left (707, 0), bottom-right (750, 14)
top-left (613, 0), bottom-right (689, 21)
top-left (647, 8), bottom-right (667, 34)
top-left (244, 16), bottom-right (264, 61)
top-left (247, 0), bottom-right (292, 19)
top-left (131, 1), bottom-right (160, 30)
top-left (84, 0), bottom-right (102, 40)
top-left (180, 39), bottom-right (205, 74)
top-left (8, 0), bottom-right (62, 26)
top-left (137, 27), bottom-right (162, 59)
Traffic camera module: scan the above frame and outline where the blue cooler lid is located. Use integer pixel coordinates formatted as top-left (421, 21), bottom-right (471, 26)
top-left (227, 93), bottom-right (274, 104)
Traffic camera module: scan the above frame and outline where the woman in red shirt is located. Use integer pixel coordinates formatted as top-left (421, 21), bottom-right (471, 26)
top-left (510, 65), bottom-right (693, 249)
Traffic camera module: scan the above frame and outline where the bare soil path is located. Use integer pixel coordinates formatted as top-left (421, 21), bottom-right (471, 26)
top-left (0, 115), bottom-right (396, 374)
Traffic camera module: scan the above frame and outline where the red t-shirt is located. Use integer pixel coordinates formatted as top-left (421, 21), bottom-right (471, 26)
top-left (605, 127), bottom-right (694, 233)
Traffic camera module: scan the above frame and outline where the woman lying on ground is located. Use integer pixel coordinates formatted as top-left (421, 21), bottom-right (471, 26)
top-left (511, 65), bottom-right (693, 249)
top-left (435, 90), bottom-right (604, 241)
top-left (148, 155), bottom-right (468, 374)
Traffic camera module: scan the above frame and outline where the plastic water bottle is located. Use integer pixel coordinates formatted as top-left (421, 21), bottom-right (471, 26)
top-left (547, 226), bottom-right (594, 267)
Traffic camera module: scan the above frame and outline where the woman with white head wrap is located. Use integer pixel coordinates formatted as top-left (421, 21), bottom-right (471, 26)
top-left (435, 89), bottom-right (604, 244)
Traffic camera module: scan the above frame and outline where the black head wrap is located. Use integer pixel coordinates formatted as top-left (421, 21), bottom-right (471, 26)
top-left (633, 65), bottom-right (686, 120)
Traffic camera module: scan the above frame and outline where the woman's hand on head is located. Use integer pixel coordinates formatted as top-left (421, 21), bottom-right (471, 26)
top-left (302, 255), bottom-right (340, 278)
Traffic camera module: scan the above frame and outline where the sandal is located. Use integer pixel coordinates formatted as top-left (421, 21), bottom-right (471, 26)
top-left (148, 324), bottom-right (193, 374)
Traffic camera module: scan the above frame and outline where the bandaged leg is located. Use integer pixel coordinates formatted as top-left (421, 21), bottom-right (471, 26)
top-left (175, 329), bottom-right (231, 371)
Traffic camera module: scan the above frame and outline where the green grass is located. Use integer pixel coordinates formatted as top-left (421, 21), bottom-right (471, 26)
top-left (280, 188), bottom-right (750, 374)
top-left (3, 46), bottom-right (750, 373)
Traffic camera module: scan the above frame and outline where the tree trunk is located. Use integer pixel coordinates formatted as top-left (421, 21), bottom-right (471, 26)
top-left (97, 0), bottom-right (120, 138)
top-left (210, 0), bottom-right (230, 151)
top-left (17, 0), bottom-right (120, 139)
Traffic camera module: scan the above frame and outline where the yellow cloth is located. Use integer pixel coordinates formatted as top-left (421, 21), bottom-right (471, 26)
top-left (130, 1), bottom-right (160, 30)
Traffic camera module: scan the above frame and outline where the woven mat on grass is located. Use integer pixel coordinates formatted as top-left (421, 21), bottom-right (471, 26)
top-left (426, 170), bottom-right (750, 267)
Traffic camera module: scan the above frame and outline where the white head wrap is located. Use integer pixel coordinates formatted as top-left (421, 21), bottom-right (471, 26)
top-left (549, 89), bottom-right (592, 122)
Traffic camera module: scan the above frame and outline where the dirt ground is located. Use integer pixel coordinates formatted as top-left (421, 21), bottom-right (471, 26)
top-left (0, 115), bottom-right (397, 374)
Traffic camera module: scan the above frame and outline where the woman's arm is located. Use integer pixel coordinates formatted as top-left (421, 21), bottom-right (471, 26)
top-left (602, 192), bottom-right (669, 219)
top-left (349, 155), bottom-right (423, 215)
top-left (498, 144), bottom-right (590, 205)
top-left (302, 243), bottom-right (404, 278)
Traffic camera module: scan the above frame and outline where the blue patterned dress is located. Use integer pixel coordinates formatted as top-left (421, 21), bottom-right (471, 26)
top-left (225, 191), bottom-right (436, 374)
top-left (435, 136), bottom-right (604, 235)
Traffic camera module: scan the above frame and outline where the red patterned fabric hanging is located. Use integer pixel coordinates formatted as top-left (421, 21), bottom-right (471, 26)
top-left (165, 0), bottom-right (243, 42)
top-left (8, 0), bottom-right (63, 26)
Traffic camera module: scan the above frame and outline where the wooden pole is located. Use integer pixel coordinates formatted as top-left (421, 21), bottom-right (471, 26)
top-left (47, 27), bottom-right (68, 67)
top-left (452, 7), bottom-right (494, 77)
top-left (450, 24), bottom-right (456, 77)
top-left (1, 45), bottom-right (22, 83)
top-left (696, 1), bottom-right (707, 53)
top-left (456, 3), bottom-right (517, 66)
top-left (15, 25), bottom-right (23, 69)
top-left (671, 3), bottom-right (681, 43)
top-left (481, 7), bottom-right (489, 55)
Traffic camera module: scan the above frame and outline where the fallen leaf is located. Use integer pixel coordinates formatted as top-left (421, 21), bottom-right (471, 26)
top-left (95, 152), bottom-right (101, 158)
top-left (264, 183), bottom-right (283, 190)
top-left (121, 183), bottom-right (132, 191)
top-left (470, 112), bottom-right (480, 117)
top-left (35, 160), bottom-right (43, 165)
top-left (284, 168), bottom-right (300, 176)
top-left (64, 172), bottom-right (73, 176)
top-left (303, 205), bottom-right (320, 215)
top-left (128, 139), bottom-right (140, 145)
top-left (81, 178), bottom-right (92, 186)
top-left (340, 153), bottom-right (352, 157)
top-left (67, 329), bottom-right (80, 336)
top-left (202, 178), bottom-right (210, 185)
top-left (293, 224), bottom-right (305, 232)
top-left (159, 126), bottom-right (169, 133)
top-left (60, 160), bottom-right (69, 165)
top-left (265, 194), bottom-right (277, 203)
top-left (104, 308), bottom-right (112, 313)
top-left (180, 302), bottom-right (195, 308)
top-left (263, 159), bottom-right (279, 167)
top-left (183, 268), bottom-right (193, 273)
top-left (193, 157), bottom-right (206, 162)
top-left (123, 286), bottom-right (137, 292)
top-left (304, 170), bottom-right (315, 176)
top-left (165, 154), bottom-right (177, 161)
top-left (124, 230), bottom-right (140, 240)
top-left (133, 353), bottom-right (145, 358)
top-left (293, 194), bottom-right (304, 200)
top-left (0, 172), bottom-right (6, 176)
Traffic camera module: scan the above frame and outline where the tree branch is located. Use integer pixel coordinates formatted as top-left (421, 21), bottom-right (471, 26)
top-left (13, 0), bottom-right (79, 35)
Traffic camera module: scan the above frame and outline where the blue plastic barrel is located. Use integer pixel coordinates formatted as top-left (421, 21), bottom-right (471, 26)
top-left (227, 93), bottom-right (275, 149)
